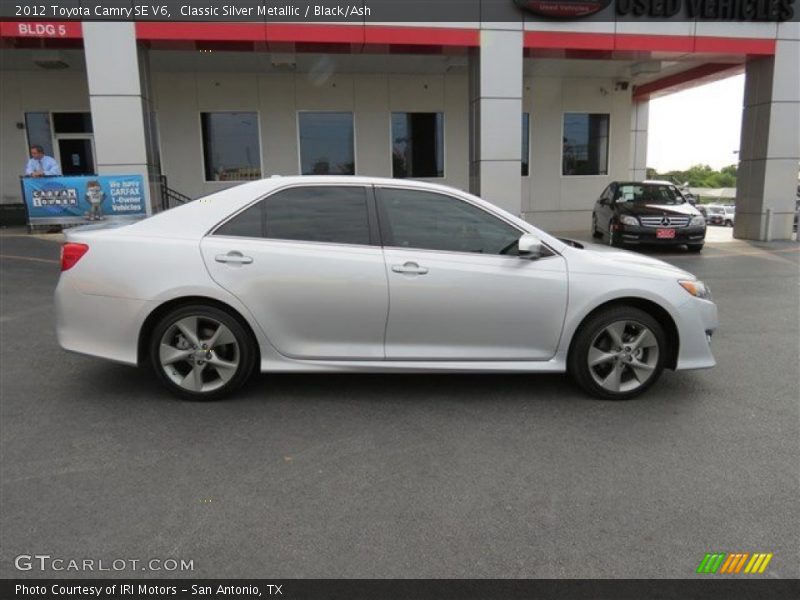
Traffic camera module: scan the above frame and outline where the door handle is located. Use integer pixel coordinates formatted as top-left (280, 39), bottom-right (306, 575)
top-left (215, 251), bottom-right (253, 265)
top-left (391, 262), bottom-right (429, 275)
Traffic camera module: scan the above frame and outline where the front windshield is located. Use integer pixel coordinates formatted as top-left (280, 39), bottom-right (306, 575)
top-left (616, 184), bottom-right (684, 205)
top-left (708, 206), bottom-right (724, 215)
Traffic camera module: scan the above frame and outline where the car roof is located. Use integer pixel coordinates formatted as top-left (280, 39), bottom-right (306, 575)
top-left (611, 180), bottom-right (677, 187)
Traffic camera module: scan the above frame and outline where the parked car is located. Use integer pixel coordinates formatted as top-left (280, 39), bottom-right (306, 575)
top-left (695, 204), bottom-right (708, 218)
top-left (706, 205), bottom-right (726, 226)
top-left (679, 188), bottom-right (699, 205)
top-left (592, 180), bottom-right (707, 252)
top-left (56, 176), bottom-right (717, 401)
top-left (722, 205), bottom-right (735, 227)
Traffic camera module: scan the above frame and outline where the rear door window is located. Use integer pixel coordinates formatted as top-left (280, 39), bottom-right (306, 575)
top-left (215, 186), bottom-right (371, 246)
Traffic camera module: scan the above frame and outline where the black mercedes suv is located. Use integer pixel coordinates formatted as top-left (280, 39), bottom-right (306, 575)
top-left (592, 180), bottom-right (707, 252)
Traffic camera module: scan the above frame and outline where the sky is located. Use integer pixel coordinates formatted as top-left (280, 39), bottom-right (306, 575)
top-left (647, 74), bottom-right (744, 173)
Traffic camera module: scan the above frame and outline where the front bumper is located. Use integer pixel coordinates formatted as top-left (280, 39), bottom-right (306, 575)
top-left (675, 296), bottom-right (718, 371)
top-left (618, 225), bottom-right (706, 245)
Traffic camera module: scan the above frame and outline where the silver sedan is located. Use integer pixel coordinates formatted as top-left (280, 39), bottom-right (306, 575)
top-left (55, 176), bottom-right (718, 400)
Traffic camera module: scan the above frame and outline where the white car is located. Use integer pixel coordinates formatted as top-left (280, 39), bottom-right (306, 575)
top-left (723, 205), bottom-right (736, 227)
top-left (55, 176), bottom-right (718, 401)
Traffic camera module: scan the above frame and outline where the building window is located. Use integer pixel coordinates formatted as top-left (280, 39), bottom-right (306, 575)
top-left (562, 113), bottom-right (609, 176)
top-left (52, 112), bottom-right (93, 134)
top-left (522, 113), bottom-right (530, 177)
top-left (391, 112), bottom-right (444, 178)
top-left (25, 113), bottom-right (54, 156)
top-left (201, 112), bottom-right (261, 181)
top-left (298, 112), bottom-right (355, 175)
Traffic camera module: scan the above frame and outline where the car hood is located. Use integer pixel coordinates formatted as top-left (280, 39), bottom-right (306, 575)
top-left (564, 242), bottom-right (696, 280)
top-left (617, 202), bottom-right (701, 217)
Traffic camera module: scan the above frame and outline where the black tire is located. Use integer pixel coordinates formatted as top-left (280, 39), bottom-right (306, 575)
top-left (607, 221), bottom-right (621, 247)
top-left (568, 306), bottom-right (667, 401)
top-left (591, 214), bottom-right (602, 239)
top-left (149, 304), bottom-right (257, 401)
top-left (687, 244), bottom-right (704, 253)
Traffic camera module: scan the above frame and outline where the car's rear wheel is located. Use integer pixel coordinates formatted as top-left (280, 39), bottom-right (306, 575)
top-left (149, 304), bottom-right (256, 400)
top-left (569, 306), bottom-right (666, 400)
top-left (687, 243), bottom-right (704, 252)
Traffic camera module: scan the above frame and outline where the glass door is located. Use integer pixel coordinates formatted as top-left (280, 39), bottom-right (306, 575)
top-left (56, 137), bottom-right (95, 176)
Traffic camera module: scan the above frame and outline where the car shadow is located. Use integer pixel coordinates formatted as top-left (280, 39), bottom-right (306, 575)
top-left (73, 359), bottom-right (709, 416)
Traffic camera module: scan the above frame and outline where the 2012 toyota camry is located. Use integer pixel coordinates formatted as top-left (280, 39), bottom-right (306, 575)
top-left (55, 176), bottom-right (718, 401)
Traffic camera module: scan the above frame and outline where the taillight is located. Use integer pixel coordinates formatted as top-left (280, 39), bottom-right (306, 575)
top-left (61, 243), bottom-right (89, 271)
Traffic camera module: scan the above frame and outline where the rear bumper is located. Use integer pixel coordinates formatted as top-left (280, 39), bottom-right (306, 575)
top-left (55, 277), bottom-right (148, 366)
top-left (619, 225), bottom-right (706, 245)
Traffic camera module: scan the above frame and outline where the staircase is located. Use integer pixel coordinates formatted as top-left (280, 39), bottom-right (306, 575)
top-left (158, 175), bottom-right (193, 211)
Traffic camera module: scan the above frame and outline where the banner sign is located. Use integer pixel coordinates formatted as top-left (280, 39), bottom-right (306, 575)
top-left (21, 175), bottom-right (148, 225)
top-left (0, 0), bottom-right (796, 22)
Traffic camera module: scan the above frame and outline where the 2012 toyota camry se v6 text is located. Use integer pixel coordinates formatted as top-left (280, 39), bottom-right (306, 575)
top-left (54, 176), bottom-right (718, 401)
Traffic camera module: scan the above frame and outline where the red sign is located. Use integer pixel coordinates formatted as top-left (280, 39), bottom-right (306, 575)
top-left (0, 22), bottom-right (82, 39)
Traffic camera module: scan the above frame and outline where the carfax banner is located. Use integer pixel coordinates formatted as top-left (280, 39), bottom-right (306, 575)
top-left (21, 175), bottom-right (148, 225)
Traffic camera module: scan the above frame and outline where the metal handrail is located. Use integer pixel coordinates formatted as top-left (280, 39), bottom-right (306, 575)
top-left (158, 174), bottom-right (192, 211)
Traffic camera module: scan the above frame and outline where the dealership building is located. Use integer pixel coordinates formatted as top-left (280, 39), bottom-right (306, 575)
top-left (1, 7), bottom-right (798, 239)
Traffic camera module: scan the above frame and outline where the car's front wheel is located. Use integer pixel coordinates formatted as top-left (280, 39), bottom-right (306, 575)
top-left (607, 221), bottom-right (621, 247)
top-left (569, 306), bottom-right (667, 400)
top-left (591, 214), bottom-right (602, 239)
top-left (149, 304), bottom-right (257, 400)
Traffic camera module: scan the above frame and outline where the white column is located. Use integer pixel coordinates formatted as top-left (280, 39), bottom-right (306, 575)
top-left (629, 100), bottom-right (649, 181)
top-left (734, 28), bottom-right (800, 241)
top-left (469, 26), bottom-right (523, 216)
top-left (82, 22), bottom-right (160, 214)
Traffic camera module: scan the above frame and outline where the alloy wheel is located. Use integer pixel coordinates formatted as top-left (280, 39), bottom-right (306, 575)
top-left (608, 223), bottom-right (616, 246)
top-left (587, 320), bottom-right (659, 393)
top-left (158, 315), bottom-right (240, 393)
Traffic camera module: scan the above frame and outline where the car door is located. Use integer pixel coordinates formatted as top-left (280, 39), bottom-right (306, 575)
top-left (376, 186), bottom-right (568, 361)
top-left (200, 184), bottom-right (389, 360)
top-left (596, 184), bottom-right (614, 226)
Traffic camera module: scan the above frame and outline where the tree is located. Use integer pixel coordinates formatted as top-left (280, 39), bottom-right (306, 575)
top-left (648, 164), bottom-right (737, 188)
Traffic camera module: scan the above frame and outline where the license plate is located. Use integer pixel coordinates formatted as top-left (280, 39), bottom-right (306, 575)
top-left (656, 228), bottom-right (676, 239)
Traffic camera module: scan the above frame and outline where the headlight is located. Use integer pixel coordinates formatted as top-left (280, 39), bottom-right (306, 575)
top-left (679, 279), bottom-right (712, 300)
top-left (619, 215), bottom-right (639, 226)
top-left (690, 215), bottom-right (706, 226)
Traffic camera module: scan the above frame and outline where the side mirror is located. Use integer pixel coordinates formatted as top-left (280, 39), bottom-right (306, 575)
top-left (518, 233), bottom-right (543, 259)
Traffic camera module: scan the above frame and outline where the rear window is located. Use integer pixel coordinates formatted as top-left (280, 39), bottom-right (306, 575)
top-left (214, 186), bottom-right (370, 246)
top-left (266, 186), bottom-right (369, 245)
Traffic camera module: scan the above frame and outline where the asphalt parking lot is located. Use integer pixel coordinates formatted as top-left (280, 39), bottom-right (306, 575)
top-left (1, 230), bottom-right (798, 579)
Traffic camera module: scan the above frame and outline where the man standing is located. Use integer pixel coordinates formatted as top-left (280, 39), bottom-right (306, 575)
top-left (24, 145), bottom-right (61, 177)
